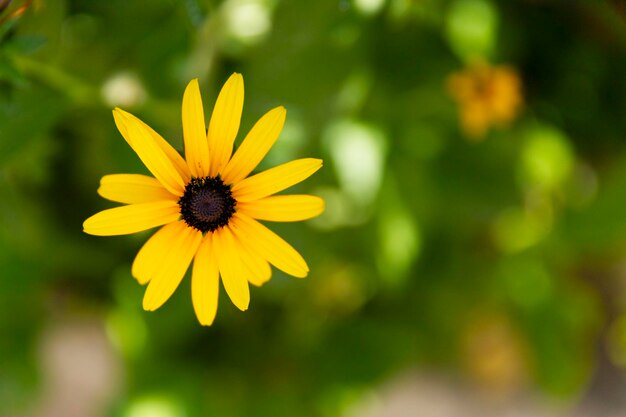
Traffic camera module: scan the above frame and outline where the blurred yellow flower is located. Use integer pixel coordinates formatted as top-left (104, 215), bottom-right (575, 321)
top-left (84, 74), bottom-right (324, 326)
top-left (447, 61), bottom-right (523, 140)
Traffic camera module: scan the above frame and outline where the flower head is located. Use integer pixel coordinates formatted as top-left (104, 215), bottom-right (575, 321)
top-left (447, 61), bottom-right (523, 140)
top-left (84, 74), bottom-right (324, 326)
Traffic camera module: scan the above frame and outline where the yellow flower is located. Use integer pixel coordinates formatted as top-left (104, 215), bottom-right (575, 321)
top-left (447, 61), bottom-right (523, 140)
top-left (83, 74), bottom-right (324, 326)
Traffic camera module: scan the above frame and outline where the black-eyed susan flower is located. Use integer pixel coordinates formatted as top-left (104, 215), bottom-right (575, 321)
top-left (83, 74), bottom-right (324, 325)
top-left (447, 61), bottom-right (523, 140)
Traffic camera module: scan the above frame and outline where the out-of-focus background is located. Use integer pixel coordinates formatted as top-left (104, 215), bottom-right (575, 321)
top-left (2, 0), bottom-right (626, 416)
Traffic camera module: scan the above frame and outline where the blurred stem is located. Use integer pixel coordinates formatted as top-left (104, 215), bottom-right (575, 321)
top-left (0, 0), bottom-right (31, 27)
top-left (184, 5), bottom-right (219, 84)
top-left (9, 54), bottom-right (102, 106)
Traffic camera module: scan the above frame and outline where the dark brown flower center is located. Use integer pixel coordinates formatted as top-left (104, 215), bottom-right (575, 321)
top-left (178, 176), bottom-right (236, 233)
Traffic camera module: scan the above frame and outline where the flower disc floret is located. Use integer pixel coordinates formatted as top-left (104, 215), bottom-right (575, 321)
top-left (178, 176), bottom-right (236, 233)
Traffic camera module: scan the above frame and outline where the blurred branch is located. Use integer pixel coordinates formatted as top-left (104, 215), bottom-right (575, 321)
top-left (0, 0), bottom-right (32, 27)
top-left (0, 0), bottom-right (12, 14)
top-left (183, 8), bottom-right (219, 83)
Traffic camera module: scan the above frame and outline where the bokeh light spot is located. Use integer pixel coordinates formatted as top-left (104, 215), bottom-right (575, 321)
top-left (124, 395), bottom-right (186, 417)
top-left (224, 0), bottom-right (272, 44)
top-left (377, 205), bottom-right (421, 287)
top-left (101, 72), bottom-right (146, 108)
top-left (445, 0), bottom-right (497, 60)
top-left (352, 0), bottom-right (386, 16)
top-left (323, 119), bottom-right (387, 208)
top-left (492, 205), bottom-right (552, 253)
top-left (518, 124), bottom-right (574, 191)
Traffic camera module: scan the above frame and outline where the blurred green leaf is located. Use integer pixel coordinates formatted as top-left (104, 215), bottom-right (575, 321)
top-left (4, 34), bottom-right (47, 54)
top-left (0, 57), bottom-right (25, 85)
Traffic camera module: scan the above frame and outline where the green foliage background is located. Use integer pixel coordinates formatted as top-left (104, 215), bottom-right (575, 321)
top-left (2, 0), bottom-right (626, 416)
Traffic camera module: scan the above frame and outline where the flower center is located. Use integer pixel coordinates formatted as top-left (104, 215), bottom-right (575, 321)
top-left (178, 176), bottom-right (236, 233)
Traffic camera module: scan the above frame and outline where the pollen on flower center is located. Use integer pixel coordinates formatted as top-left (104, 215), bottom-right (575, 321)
top-left (178, 176), bottom-right (236, 233)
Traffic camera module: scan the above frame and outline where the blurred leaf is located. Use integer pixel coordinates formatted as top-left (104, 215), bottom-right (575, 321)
top-left (0, 15), bottom-right (17, 41)
top-left (0, 57), bottom-right (25, 85)
top-left (4, 34), bottom-right (46, 54)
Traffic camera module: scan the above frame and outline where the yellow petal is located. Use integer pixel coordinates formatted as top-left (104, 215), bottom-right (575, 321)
top-left (221, 106), bottom-right (286, 184)
top-left (182, 79), bottom-right (211, 177)
top-left (142, 223), bottom-right (202, 311)
top-left (83, 201), bottom-right (180, 236)
top-left (132, 221), bottom-right (185, 285)
top-left (207, 73), bottom-right (244, 177)
top-left (237, 195), bottom-right (324, 222)
top-left (113, 109), bottom-right (186, 195)
top-left (113, 108), bottom-right (190, 184)
top-left (232, 233), bottom-right (272, 286)
top-left (232, 158), bottom-right (322, 202)
top-left (98, 174), bottom-right (177, 204)
top-left (191, 235), bottom-right (220, 326)
top-left (212, 227), bottom-right (250, 311)
top-left (230, 213), bottom-right (309, 278)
